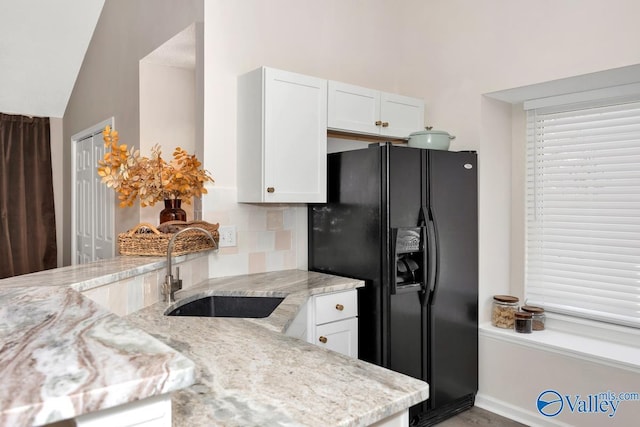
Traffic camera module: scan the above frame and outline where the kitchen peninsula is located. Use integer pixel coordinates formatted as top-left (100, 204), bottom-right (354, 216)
top-left (0, 284), bottom-right (195, 426)
top-left (0, 256), bottom-right (429, 426)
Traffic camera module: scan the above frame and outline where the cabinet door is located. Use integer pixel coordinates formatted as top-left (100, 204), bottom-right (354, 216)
top-left (380, 92), bottom-right (424, 138)
top-left (328, 80), bottom-right (381, 135)
top-left (315, 318), bottom-right (358, 358)
top-left (74, 394), bottom-right (171, 427)
top-left (263, 68), bottom-right (327, 203)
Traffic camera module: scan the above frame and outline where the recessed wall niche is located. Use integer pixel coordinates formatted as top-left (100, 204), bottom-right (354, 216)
top-left (139, 22), bottom-right (204, 224)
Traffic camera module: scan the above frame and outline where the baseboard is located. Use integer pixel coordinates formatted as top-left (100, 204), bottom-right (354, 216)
top-left (413, 394), bottom-right (475, 426)
top-left (475, 393), bottom-right (574, 427)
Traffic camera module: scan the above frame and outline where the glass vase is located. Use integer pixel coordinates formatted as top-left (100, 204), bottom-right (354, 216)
top-left (160, 198), bottom-right (187, 224)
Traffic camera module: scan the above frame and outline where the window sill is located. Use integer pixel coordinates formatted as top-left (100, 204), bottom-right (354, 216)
top-left (479, 317), bottom-right (640, 374)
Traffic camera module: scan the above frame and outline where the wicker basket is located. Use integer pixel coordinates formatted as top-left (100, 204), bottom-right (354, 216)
top-left (118, 220), bottom-right (220, 256)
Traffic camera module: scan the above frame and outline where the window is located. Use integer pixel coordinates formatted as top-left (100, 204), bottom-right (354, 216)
top-left (525, 96), bottom-right (640, 329)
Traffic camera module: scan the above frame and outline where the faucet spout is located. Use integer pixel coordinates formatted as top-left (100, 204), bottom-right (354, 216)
top-left (164, 226), bottom-right (218, 303)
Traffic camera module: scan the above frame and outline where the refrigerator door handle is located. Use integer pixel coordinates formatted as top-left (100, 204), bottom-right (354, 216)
top-left (426, 211), bottom-right (439, 305)
top-left (418, 206), bottom-right (430, 298)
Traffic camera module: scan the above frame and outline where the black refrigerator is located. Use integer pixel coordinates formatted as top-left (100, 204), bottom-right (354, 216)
top-left (308, 143), bottom-right (478, 426)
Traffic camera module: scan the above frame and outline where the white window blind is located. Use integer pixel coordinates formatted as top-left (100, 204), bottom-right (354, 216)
top-left (525, 99), bottom-right (640, 328)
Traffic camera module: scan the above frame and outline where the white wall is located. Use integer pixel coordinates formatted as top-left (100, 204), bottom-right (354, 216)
top-left (0, 0), bottom-right (105, 118)
top-left (479, 333), bottom-right (640, 426)
top-left (201, 0), bottom-right (640, 424)
top-left (202, 1), bottom-right (415, 276)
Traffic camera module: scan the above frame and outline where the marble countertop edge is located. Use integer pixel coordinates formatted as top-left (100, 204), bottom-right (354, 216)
top-left (13, 371), bottom-right (195, 427)
top-left (0, 251), bottom-right (209, 292)
top-left (364, 389), bottom-right (430, 425)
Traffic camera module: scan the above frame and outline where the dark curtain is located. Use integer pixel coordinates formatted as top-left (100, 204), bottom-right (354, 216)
top-left (0, 113), bottom-right (57, 278)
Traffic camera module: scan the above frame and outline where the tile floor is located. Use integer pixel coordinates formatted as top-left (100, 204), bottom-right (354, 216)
top-left (436, 407), bottom-right (527, 426)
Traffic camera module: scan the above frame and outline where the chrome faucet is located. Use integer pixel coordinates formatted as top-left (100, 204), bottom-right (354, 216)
top-left (163, 226), bottom-right (217, 303)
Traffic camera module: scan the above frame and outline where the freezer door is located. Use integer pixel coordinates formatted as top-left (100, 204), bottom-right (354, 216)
top-left (308, 145), bottom-right (385, 365)
top-left (308, 146), bottom-right (382, 280)
top-left (387, 145), bottom-right (425, 229)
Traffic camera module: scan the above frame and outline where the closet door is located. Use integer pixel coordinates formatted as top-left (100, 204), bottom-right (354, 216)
top-left (92, 138), bottom-right (114, 260)
top-left (75, 131), bottom-right (114, 264)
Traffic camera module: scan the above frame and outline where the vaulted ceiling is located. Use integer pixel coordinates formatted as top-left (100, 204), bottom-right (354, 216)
top-left (0, 0), bottom-right (105, 118)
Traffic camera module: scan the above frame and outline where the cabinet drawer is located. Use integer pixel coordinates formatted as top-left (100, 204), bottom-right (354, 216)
top-left (314, 290), bottom-right (357, 325)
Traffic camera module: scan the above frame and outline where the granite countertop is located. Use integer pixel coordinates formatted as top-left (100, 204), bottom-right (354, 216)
top-left (0, 258), bottom-right (429, 427)
top-left (126, 270), bottom-right (430, 427)
top-left (0, 285), bottom-right (195, 427)
top-left (0, 253), bottom-right (203, 293)
top-left (171, 269), bottom-right (368, 333)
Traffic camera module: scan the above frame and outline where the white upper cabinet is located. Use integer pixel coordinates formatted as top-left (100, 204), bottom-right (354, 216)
top-left (328, 81), bottom-right (424, 139)
top-left (327, 81), bottom-right (381, 135)
top-left (379, 91), bottom-right (425, 138)
top-left (237, 67), bottom-right (327, 203)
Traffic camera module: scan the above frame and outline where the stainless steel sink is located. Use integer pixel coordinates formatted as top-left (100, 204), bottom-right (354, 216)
top-left (166, 295), bottom-right (284, 318)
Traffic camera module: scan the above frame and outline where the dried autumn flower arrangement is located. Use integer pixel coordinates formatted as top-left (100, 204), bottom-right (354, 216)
top-left (97, 125), bottom-right (214, 207)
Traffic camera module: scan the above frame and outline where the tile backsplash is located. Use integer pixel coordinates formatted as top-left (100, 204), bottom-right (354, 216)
top-left (202, 187), bottom-right (305, 277)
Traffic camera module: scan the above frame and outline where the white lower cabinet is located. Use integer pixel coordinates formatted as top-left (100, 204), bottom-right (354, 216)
top-left (75, 395), bottom-right (171, 427)
top-left (369, 409), bottom-right (409, 427)
top-left (47, 394), bottom-right (171, 427)
top-left (315, 317), bottom-right (358, 357)
top-left (287, 289), bottom-right (358, 358)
